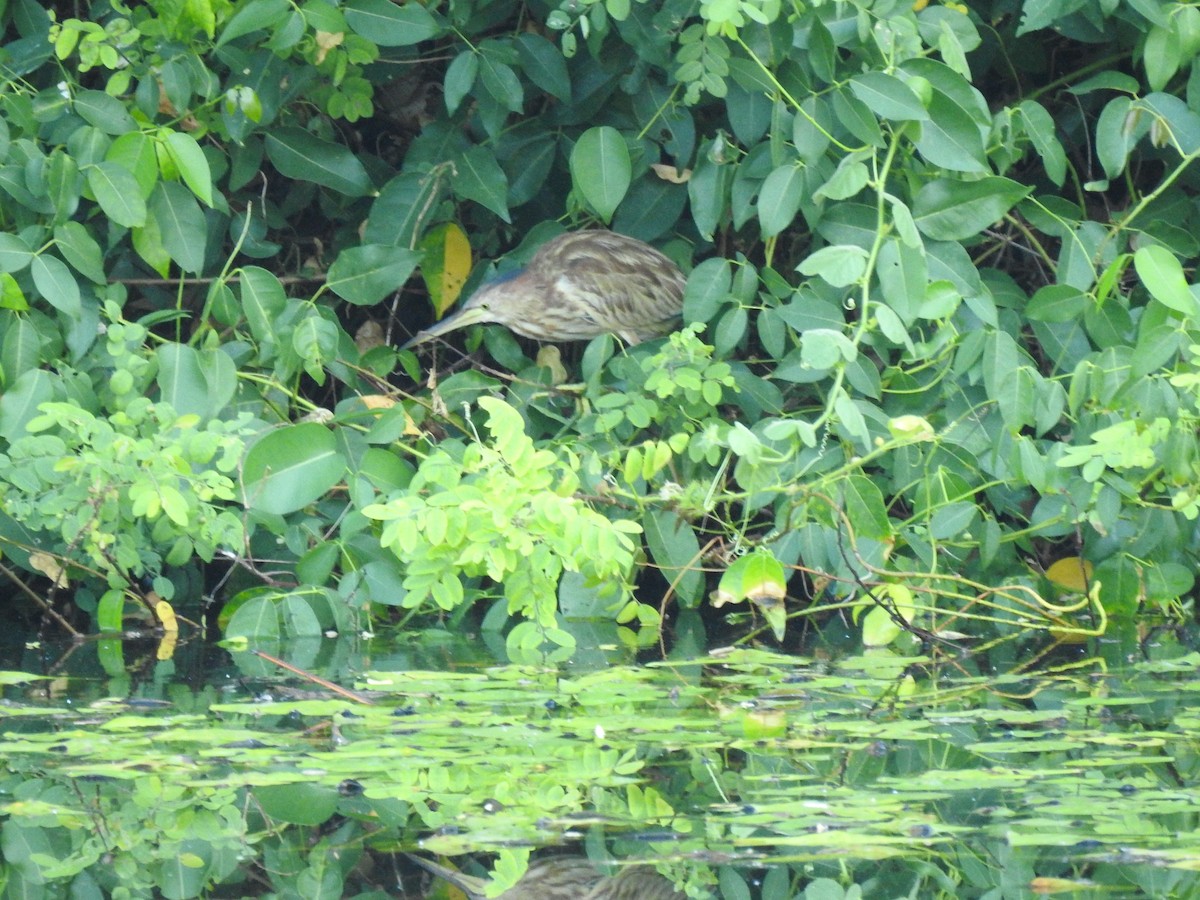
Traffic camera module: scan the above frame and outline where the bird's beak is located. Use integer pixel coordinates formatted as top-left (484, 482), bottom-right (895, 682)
top-left (400, 305), bottom-right (492, 350)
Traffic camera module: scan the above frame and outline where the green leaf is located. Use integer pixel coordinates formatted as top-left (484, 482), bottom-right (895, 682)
top-left (1134, 245), bottom-right (1199, 316)
top-left (757, 163), bottom-right (804, 237)
top-left (1026, 285), bottom-right (1088, 323)
top-left (163, 130), bottom-right (214, 206)
top-left (797, 244), bottom-right (869, 287)
top-left (913, 91), bottom-right (988, 173)
top-left (644, 509), bottom-right (703, 606)
top-left (264, 127), bottom-right (372, 197)
top-left (241, 423), bottom-right (347, 515)
top-left (73, 89), bottom-right (137, 135)
top-left (1096, 96), bottom-right (1137, 181)
top-left (453, 146), bottom-right (511, 222)
top-left (53, 221), bottom-right (105, 283)
top-left (30, 254), bottom-right (81, 316)
top-left (367, 170), bottom-right (448, 247)
top-left (515, 33), bottom-right (571, 101)
top-left (344, 0), bottom-right (439, 46)
top-left (86, 161), bottom-right (147, 228)
top-left (1, 317), bottom-right (40, 383)
top-left (1017, 99), bottom-right (1067, 187)
top-left (849, 72), bottom-right (929, 121)
top-left (716, 548), bottom-right (787, 606)
top-left (327, 244), bottom-right (422, 306)
top-left (478, 53), bottom-right (524, 113)
top-left (570, 126), bottom-right (631, 223)
top-left (832, 87), bottom-right (884, 147)
top-left (1144, 24), bottom-right (1181, 92)
top-left (444, 51), bottom-right (479, 115)
top-left (150, 181), bottom-right (207, 274)
top-left (689, 139), bottom-right (735, 240)
top-left (683, 257), bottom-right (732, 323)
top-left (1139, 92), bottom-right (1200, 155)
top-left (0, 232), bottom-right (34, 273)
top-left (158, 343), bottom-right (237, 419)
top-left (912, 176), bottom-right (1031, 241)
top-left (0, 368), bottom-right (53, 441)
top-left (842, 474), bottom-right (891, 541)
top-left (216, 0), bottom-right (289, 46)
top-left (107, 132), bottom-right (157, 197)
top-left (240, 266), bottom-right (287, 346)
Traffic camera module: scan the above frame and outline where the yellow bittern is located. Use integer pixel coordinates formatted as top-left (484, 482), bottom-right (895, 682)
top-left (406, 854), bottom-right (687, 900)
top-left (401, 230), bottom-right (686, 349)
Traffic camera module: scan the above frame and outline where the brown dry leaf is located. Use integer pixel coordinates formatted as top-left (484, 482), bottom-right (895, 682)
top-left (651, 163), bottom-right (692, 183)
top-left (315, 30), bottom-right (344, 64)
top-left (29, 552), bottom-right (68, 588)
top-left (355, 319), bottom-right (386, 353)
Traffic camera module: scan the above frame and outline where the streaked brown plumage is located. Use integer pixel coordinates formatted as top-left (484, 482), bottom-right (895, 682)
top-left (406, 853), bottom-right (687, 900)
top-left (402, 230), bottom-right (686, 349)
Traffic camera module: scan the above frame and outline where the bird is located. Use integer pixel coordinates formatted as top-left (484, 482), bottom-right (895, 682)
top-left (405, 853), bottom-right (688, 900)
top-left (401, 230), bottom-right (686, 349)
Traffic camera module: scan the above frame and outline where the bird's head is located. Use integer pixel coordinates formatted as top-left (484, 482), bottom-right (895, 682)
top-left (400, 268), bottom-right (531, 349)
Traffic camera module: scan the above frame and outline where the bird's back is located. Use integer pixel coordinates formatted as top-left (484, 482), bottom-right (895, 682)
top-left (524, 231), bottom-right (686, 344)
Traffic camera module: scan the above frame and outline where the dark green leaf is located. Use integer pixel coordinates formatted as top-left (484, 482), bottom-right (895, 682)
top-left (515, 33), bottom-right (571, 101)
top-left (86, 161), bottom-right (147, 227)
top-left (30, 254), bottom-right (81, 316)
top-left (327, 244), bottom-right (422, 306)
top-left (53, 221), bottom-right (105, 283)
top-left (912, 176), bottom-right (1031, 241)
top-left (344, 0), bottom-right (439, 46)
top-left (444, 50), bottom-right (479, 115)
top-left (643, 509), bottom-right (703, 606)
top-left (913, 91), bottom-right (988, 173)
top-left (849, 71), bottom-right (929, 121)
top-left (757, 163), bottom-right (804, 237)
top-left (452, 146), bottom-right (511, 222)
top-left (240, 266), bottom-right (287, 346)
top-left (73, 90), bottom-right (137, 135)
top-left (264, 127), bottom-right (372, 197)
top-left (150, 181), bottom-right (207, 274)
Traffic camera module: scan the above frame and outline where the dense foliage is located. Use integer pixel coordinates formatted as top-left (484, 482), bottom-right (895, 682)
top-left (2, 0), bottom-right (1200, 649)
top-left (6, 0), bottom-right (1200, 895)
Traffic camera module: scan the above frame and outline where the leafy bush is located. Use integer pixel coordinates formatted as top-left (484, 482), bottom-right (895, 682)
top-left (2, 0), bottom-right (1199, 645)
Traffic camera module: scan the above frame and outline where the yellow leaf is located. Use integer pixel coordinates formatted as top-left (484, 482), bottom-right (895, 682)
top-left (359, 394), bottom-right (396, 409)
top-left (155, 598), bottom-right (179, 634)
top-left (420, 223), bottom-right (472, 317)
top-left (1046, 557), bottom-right (1092, 592)
top-left (535, 345), bottom-right (569, 384)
